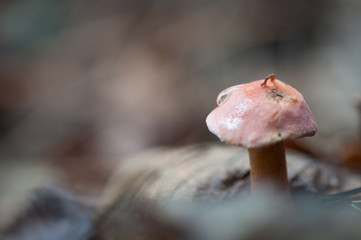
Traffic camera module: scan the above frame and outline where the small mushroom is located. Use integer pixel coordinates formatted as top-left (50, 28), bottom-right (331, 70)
top-left (206, 74), bottom-right (317, 197)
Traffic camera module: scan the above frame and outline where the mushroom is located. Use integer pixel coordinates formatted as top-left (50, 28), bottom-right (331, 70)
top-left (206, 74), bottom-right (317, 197)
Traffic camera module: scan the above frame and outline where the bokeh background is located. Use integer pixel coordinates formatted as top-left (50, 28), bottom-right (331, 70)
top-left (1, 0), bottom-right (361, 231)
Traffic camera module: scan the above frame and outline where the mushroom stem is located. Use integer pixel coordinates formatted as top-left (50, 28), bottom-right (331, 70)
top-left (248, 141), bottom-right (291, 196)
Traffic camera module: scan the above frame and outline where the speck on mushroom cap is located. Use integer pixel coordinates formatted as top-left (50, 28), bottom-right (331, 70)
top-left (206, 79), bottom-right (317, 148)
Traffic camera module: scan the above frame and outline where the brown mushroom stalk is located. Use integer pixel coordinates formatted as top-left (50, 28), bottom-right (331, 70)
top-left (206, 74), bottom-right (317, 197)
top-left (248, 142), bottom-right (289, 193)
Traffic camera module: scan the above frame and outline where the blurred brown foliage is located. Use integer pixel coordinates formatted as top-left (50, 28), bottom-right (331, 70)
top-left (1, 0), bottom-right (361, 237)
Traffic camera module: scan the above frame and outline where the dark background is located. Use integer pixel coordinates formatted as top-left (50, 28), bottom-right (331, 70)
top-left (0, 0), bottom-right (361, 230)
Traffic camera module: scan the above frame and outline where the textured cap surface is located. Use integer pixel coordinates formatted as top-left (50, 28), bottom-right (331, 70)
top-left (206, 79), bottom-right (317, 148)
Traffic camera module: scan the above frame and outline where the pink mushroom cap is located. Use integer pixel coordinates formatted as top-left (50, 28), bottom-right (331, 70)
top-left (206, 79), bottom-right (317, 148)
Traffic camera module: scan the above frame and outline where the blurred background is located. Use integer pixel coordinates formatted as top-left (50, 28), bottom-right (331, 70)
top-left (1, 0), bottom-right (361, 236)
